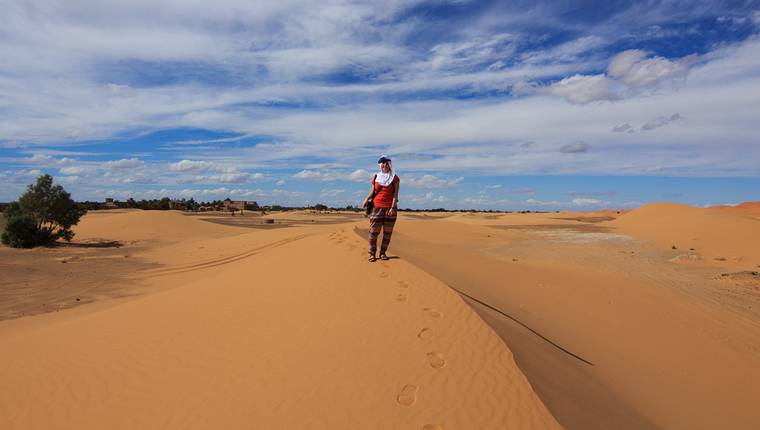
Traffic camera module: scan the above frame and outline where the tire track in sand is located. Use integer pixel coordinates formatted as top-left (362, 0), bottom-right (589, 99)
top-left (137, 234), bottom-right (310, 279)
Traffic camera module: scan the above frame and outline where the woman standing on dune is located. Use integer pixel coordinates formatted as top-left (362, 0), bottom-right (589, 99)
top-left (362, 155), bottom-right (400, 262)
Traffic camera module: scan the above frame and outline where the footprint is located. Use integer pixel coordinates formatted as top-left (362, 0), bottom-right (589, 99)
top-left (380, 272), bottom-right (389, 278)
top-left (396, 384), bottom-right (418, 406)
top-left (395, 293), bottom-right (407, 302)
top-left (427, 352), bottom-right (446, 369)
top-left (417, 328), bottom-right (432, 340)
top-left (423, 425), bottom-right (443, 430)
top-left (423, 308), bottom-right (442, 318)
top-left (397, 281), bottom-right (409, 289)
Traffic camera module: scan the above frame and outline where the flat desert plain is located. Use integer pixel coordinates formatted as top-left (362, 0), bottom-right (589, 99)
top-left (1, 203), bottom-right (760, 429)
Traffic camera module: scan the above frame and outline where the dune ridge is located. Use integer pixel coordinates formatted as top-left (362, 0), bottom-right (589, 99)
top-left (0, 212), bottom-right (560, 430)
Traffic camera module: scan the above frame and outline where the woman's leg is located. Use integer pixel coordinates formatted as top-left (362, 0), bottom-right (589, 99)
top-left (379, 210), bottom-right (397, 256)
top-left (368, 207), bottom-right (385, 257)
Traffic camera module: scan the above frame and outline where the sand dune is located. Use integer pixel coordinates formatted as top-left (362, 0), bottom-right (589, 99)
top-left (710, 201), bottom-right (760, 219)
top-left (0, 211), bottom-right (559, 429)
top-left (385, 210), bottom-right (760, 429)
top-left (75, 210), bottom-right (249, 243)
top-left (611, 202), bottom-right (760, 268)
top-left (4, 205), bottom-right (760, 429)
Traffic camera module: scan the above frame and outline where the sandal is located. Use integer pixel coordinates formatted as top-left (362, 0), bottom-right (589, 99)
top-left (368, 254), bottom-right (377, 262)
top-left (380, 254), bottom-right (389, 261)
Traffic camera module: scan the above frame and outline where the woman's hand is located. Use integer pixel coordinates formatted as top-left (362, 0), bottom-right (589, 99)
top-left (362, 198), bottom-right (368, 208)
top-left (388, 207), bottom-right (396, 217)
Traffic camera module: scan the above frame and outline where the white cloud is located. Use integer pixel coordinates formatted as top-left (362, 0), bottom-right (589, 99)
top-left (103, 158), bottom-right (144, 169)
top-left (542, 49), bottom-right (694, 105)
top-left (21, 154), bottom-right (78, 166)
top-left (320, 188), bottom-right (345, 197)
top-left (59, 166), bottom-right (87, 175)
top-left (608, 49), bottom-right (692, 87)
top-left (169, 159), bottom-right (223, 173)
top-left (405, 174), bottom-right (464, 189)
top-left (294, 170), bottom-right (331, 181)
top-left (571, 198), bottom-right (604, 206)
top-left (122, 175), bottom-right (158, 184)
top-left (294, 169), bottom-right (370, 182)
top-left (407, 191), bottom-right (449, 205)
top-left (542, 74), bottom-right (618, 105)
top-left (190, 172), bottom-right (264, 184)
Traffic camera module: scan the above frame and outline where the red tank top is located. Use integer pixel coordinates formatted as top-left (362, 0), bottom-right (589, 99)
top-left (372, 175), bottom-right (399, 208)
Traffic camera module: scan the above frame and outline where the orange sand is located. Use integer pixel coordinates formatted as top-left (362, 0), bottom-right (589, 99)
top-left (3, 202), bottom-right (760, 430)
top-left (0, 211), bottom-right (559, 430)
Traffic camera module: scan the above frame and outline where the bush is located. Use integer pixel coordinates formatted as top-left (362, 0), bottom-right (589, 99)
top-left (1, 215), bottom-right (44, 248)
top-left (2, 174), bottom-right (86, 248)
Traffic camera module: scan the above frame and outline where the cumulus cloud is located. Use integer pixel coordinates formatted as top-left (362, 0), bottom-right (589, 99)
top-left (571, 198), bottom-right (604, 206)
top-left (123, 175), bottom-right (158, 184)
top-left (641, 113), bottom-right (681, 131)
top-left (293, 169), bottom-right (370, 182)
top-left (183, 172), bottom-right (265, 184)
top-left (559, 142), bottom-right (590, 153)
top-left (542, 74), bottom-right (617, 105)
top-left (320, 188), bottom-right (345, 197)
top-left (405, 174), bottom-right (463, 189)
top-left (103, 158), bottom-right (144, 170)
top-left (608, 50), bottom-right (692, 87)
top-left (59, 166), bottom-right (87, 175)
top-left (542, 49), bottom-right (694, 105)
top-left (22, 154), bottom-right (78, 166)
top-left (407, 191), bottom-right (449, 205)
top-left (169, 159), bottom-right (227, 173)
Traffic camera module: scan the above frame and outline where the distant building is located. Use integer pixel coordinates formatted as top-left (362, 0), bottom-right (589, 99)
top-left (169, 199), bottom-right (187, 210)
top-left (104, 198), bottom-right (118, 209)
top-left (223, 199), bottom-right (259, 212)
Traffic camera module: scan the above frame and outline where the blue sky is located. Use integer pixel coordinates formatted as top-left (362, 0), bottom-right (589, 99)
top-left (1, 0), bottom-right (759, 210)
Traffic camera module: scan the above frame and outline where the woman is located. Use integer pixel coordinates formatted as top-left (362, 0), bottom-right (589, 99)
top-left (362, 155), bottom-right (400, 262)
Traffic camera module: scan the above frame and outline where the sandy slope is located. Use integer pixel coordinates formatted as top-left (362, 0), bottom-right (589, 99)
top-left (709, 201), bottom-right (760, 219)
top-left (386, 209), bottom-right (760, 430)
top-left (611, 203), bottom-right (760, 269)
top-left (0, 212), bottom-right (559, 429)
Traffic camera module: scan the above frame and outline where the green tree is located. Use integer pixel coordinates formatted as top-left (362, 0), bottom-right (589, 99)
top-left (186, 198), bottom-right (199, 211)
top-left (2, 174), bottom-right (87, 247)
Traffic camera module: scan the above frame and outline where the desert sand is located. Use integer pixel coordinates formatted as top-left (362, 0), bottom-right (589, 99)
top-left (0, 210), bottom-right (559, 430)
top-left (2, 203), bottom-right (760, 429)
top-left (379, 204), bottom-right (760, 429)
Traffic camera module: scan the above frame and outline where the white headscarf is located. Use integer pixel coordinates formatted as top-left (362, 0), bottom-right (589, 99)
top-left (375, 155), bottom-right (396, 186)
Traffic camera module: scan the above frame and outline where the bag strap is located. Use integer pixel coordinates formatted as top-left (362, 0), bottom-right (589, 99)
top-left (370, 174), bottom-right (381, 199)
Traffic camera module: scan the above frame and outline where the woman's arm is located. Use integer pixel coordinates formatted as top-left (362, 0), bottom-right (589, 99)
top-left (389, 181), bottom-right (400, 215)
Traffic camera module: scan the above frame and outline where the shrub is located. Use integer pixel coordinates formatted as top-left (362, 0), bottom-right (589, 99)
top-left (1, 215), bottom-right (42, 248)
